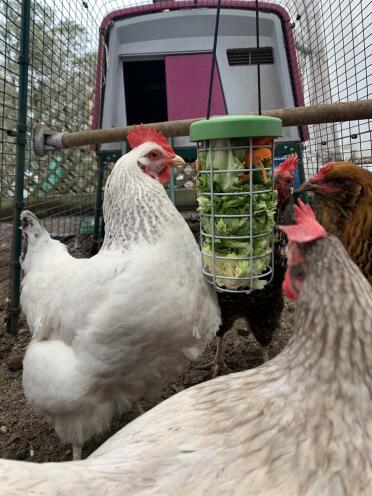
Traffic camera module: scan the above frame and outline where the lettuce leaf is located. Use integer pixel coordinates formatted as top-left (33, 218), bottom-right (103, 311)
top-left (202, 243), bottom-right (271, 290)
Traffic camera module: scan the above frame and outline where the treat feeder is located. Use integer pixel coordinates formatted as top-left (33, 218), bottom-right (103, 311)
top-left (190, 115), bottom-right (283, 294)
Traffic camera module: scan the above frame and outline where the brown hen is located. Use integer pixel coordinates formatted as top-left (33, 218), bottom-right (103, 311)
top-left (299, 161), bottom-right (372, 283)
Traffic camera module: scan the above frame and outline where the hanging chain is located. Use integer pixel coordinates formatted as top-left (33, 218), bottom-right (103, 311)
top-left (206, 0), bottom-right (222, 120)
top-left (255, 0), bottom-right (262, 115)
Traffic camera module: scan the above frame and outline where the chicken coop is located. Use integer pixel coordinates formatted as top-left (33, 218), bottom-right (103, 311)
top-left (0, 0), bottom-right (371, 333)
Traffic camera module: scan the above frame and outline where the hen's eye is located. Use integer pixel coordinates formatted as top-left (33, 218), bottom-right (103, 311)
top-left (335, 177), bottom-right (345, 186)
top-left (291, 264), bottom-right (305, 279)
top-left (149, 151), bottom-right (159, 159)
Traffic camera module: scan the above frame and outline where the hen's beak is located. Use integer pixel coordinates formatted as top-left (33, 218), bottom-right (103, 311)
top-left (170, 154), bottom-right (185, 166)
top-left (298, 180), bottom-right (318, 193)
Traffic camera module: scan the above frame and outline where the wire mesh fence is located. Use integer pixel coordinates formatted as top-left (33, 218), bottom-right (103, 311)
top-left (0, 0), bottom-right (371, 331)
top-left (0, 0), bottom-right (22, 324)
top-left (0, 0), bottom-right (99, 329)
top-left (291, 0), bottom-right (372, 171)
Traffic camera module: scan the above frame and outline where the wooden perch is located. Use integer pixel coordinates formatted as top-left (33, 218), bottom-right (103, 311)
top-left (33, 99), bottom-right (372, 157)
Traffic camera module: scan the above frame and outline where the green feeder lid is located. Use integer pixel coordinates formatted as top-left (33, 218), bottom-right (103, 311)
top-left (189, 115), bottom-right (282, 141)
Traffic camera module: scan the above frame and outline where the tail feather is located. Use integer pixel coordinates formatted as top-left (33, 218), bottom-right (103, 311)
top-left (20, 210), bottom-right (49, 262)
top-left (20, 210), bottom-right (47, 236)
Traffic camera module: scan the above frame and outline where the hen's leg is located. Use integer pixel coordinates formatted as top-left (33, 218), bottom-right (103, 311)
top-left (72, 444), bottom-right (82, 460)
top-left (237, 326), bottom-right (270, 362)
top-left (195, 334), bottom-right (231, 378)
top-left (195, 297), bottom-right (237, 378)
top-left (261, 346), bottom-right (269, 362)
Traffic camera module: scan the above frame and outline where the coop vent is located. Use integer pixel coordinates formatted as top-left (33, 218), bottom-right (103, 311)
top-left (227, 47), bottom-right (274, 66)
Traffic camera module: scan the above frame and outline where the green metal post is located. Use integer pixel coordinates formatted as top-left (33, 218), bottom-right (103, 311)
top-left (293, 144), bottom-right (308, 204)
top-left (168, 137), bottom-right (176, 204)
top-left (298, 144), bottom-right (306, 185)
top-left (7, 0), bottom-right (31, 335)
top-left (168, 167), bottom-right (176, 205)
top-left (168, 138), bottom-right (176, 205)
top-left (91, 153), bottom-right (105, 255)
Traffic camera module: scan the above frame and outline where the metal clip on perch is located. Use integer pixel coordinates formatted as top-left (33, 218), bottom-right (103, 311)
top-left (33, 122), bottom-right (66, 157)
top-left (190, 115), bottom-right (282, 295)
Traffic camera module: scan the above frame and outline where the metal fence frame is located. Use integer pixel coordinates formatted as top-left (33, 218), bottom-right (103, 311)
top-left (9, 0), bottom-right (31, 334)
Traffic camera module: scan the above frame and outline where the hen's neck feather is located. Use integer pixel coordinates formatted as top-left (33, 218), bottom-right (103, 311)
top-left (100, 161), bottom-right (181, 252)
top-left (285, 236), bottom-right (372, 388)
top-left (341, 201), bottom-right (372, 283)
top-left (317, 194), bottom-right (372, 282)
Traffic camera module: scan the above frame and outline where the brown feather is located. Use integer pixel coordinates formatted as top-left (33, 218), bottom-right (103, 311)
top-left (304, 162), bottom-right (372, 283)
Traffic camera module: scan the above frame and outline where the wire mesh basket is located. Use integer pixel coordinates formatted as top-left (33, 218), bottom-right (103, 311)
top-left (190, 115), bottom-right (282, 294)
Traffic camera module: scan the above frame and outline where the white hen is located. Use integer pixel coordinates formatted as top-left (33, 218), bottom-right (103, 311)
top-left (20, 125), bottom-right (220, 459)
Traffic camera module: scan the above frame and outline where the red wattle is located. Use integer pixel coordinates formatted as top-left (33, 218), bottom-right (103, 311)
top-left (158, 167), bottom-right (171, 185)
top-left (283, 269), bottom-right (297, 300)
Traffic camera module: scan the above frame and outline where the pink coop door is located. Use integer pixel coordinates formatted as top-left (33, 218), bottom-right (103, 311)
top-left (165, 54), bottom-right (227, 120)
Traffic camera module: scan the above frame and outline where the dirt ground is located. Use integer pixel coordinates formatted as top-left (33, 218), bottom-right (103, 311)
top-left (0, 302), bottom-right (295, 463)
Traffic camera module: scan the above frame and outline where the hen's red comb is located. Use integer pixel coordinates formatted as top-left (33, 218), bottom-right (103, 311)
top-left (311, 162), bottom-right (334, 181)
top-left (279, 199), bottom-right (326, 243)
top-left (127, 124), bottom-right (175, 157)
top-left (274, 154), bottom-right (299, 176)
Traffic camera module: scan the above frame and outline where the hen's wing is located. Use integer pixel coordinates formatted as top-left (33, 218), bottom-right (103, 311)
top-left (21, 245), bottom-right (129, 342)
